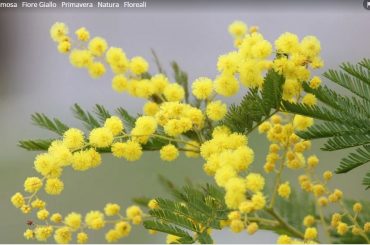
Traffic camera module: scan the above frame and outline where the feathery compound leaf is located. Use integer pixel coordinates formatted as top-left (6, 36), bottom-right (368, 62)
top-left (143, 220), bottom-right (193, 239)
top-left (296, 122), bottom-right (369, 140)
top-left (115, 107), bottom-right (136, 131)
top-left (322, 133), bottom-right (370, 151)
top-left (359, 58), bottom-right (370, 70)
top-left (262, 70), bottom-right (284, 111)
top-left (335, 145), bottom-right (370, 173)
top-left (302, 82), bottom-right (370, 119)
top-left (93, 104), bottom-right (111, 124)
top-left (340, 61), bottom-right (370, 86)
top-left (18, 139), bottom-right (55, 151)
top-left (282, 60), bottom-right (370, 188)
top-left (171, 61), bottom-right (189, 103)
top-left (197, 232), bottom-right (213, 244)
top-left (222, 70), bottom-right (283, 134)
top-left (31, 113), bottom-right (69, 135)
top-left (72, 103), bottom-right (101, 130)
top-left (363, 172), bottom-right (370, 190)
top-left (149, 209), bottom-right (201, 232)
top-left (323, 69), bottom-right (370, 102)
top-left (143, 182), bottom-right (229, 243)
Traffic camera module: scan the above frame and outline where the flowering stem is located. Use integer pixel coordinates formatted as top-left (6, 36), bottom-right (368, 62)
top-left (269, 148), bottom-right (287, 209)
top-left (246, 110), bottom-right (279, 136)
top-left (116, 133), bottom-right (200, 148)
top-left (339, 201), bottom-right (370, 243)
top-left (317, 203), bottom-right (332, 243)
top-left (246, 216), bottom-right (279, 227)
top-left (265, 208), bottom-right (306, 240)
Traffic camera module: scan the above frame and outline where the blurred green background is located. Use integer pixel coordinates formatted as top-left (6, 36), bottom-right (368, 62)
top-left (1, 1), bottom-right (370, 243)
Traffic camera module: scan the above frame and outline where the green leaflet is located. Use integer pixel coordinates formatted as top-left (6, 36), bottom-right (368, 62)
top-left (31, 113), bottom-right (69, 135)
top-left (141, 179), bottom-right (369, 243)
top-left (222, 70), bottom-right (284, 134)
top-left (282, 59), bottom-right (370, 189)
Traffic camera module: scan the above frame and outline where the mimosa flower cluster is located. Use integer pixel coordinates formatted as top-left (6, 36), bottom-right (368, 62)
top-left (10, 21), bottom-right (370, 244)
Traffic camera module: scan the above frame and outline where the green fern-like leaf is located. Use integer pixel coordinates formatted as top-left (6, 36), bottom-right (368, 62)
top-left (171, 62), bottom-right (189, 103)
top-left (363, 172), bottom-right (370, 190)
top-left (282, 59), bottom-right (370, 188)
top-left (31, 113), bottom-right (69, 135)
top-left (149, 209), bottom-right (201, 232)
top-left (143, 220), bottom-right (193, 240)
top-left (335, 145), bottom-right (370, 173)
top-left (72, 103), bottom-right (101, 130)
top-left (18, 138), bottom-right (55, 151)
top-left (93, 104), bottom-right (112, 124)
top-left (222, 70), bottom-right (284, 134)
top-left (115, 107), bottom-right (136, 131)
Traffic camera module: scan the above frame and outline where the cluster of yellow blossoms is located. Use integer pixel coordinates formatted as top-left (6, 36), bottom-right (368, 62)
top-left (11, 21), bottom-right (370, 244)
top-left (225, 20), bottom-right (323, 102)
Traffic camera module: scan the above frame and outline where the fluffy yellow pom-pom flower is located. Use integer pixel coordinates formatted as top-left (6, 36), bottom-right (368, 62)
top-left (37, 209), bottom-right (49, 221)
top-left (106, 47), bottom-right (129, 73)
top-left (302, 93), bottom-right (317, 106)
top-left (278, 182), bottom-right (291, 199)
top-left (88, 37), bottom-right (108, 57)
top-left (54, 227), bottom-right (72, 244)
top-left (104, 116), bottom-right (124, 136)
top-left (45, 178), bottom-right (64, 195)
top-left (166, 234), bottom-right (180, 244)
top-left (69, 49), bottom-right (92, 68)
top-left (148, 199), bottom-right (159, 209)
top-left (247, 222), bottom-right (259, 235)
top-left (230, 219), bottom-right (244, 233)
top-left (115, 221), bottom-right (132, 237)
top-left (309, 76), bottom-right (321, 89)
top-left (293, 115), bottom-right (314, 131)
top-left (143, 101), bottom-right (160, 116)
top-left (164, 83), bottom-right (185, 102)
top-left (246, 173), bottom-right (265, 193)
top-left (275, 32), bottom-right (299, 54)
top-left (160, 144), bottom-right (179, 162)
top-left (24, 177), bottom-right (43, 193)
top-left (88, 62), bottom-right (106, 78)
top-left (206, 100), bottom-right (227, 121)
top-left (89, 127), bottom-right (114, 148)
top-left (214, 73), bottom-right (239, 97)
top-left (50, 213), bottom-right (63, 223)
top-left (104, 203), bottom-right (120, 216)
top-left (192, 77), bottom-right (213, 100)
top-left (303, 215), bottom-right (315, 227)
top-left (112, 75), bottom-right (128, 93)
top-left (129, 56), bottom-right (149, 75)
top-left (75, 27), bottom-right (90, 41)
top-left (57, 41), bottom-right (71, 53)
top-left (23, 229), bottom-right (34, 240)
top-left (228, 20), bottom-right (247, 38)
top-left (85, 211), bottom-right (105, 230)
top-left (77, 232), bottom-right (89, 244)
top-left (50, 22), bottom-right (69, 42)
top-left (151, 74), bottom-right (169, 94)
top-left (277, 235), bottom-right (292, 244)
top-left (111, 141), bottom-right (142, 161)
top-left (64, 212), bottom-right (82, 230)
top-left (63, 128), bottom-right (84, 149)
top-left (11, 192), bottom-right (25, 208)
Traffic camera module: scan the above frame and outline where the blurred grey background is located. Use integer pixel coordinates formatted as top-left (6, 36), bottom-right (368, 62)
top-left (1, 0), bottom-right (370, 243)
